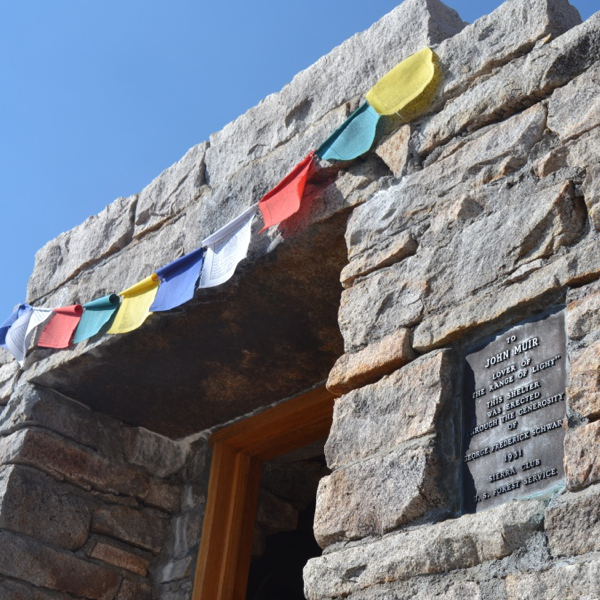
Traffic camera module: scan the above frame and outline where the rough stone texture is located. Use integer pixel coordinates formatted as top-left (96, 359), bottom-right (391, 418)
top-left (0, 361), bottom-right (20, 405)
top-left (0, 530), bottom-right (122, 600)
top-left (546, 484), bottom-right (600, 557)
top-left (27, 194), bottom-right (137, 303)
top-left (0, 464), bottom-right (91, 551)
top-left (431, 0), bottom-right (581, 105)
top-left (418, 9), bottom-right (596, 156)
top-left (134, 142), bottom-right (208, 237)
top-left (564, 421), bottom-right (600, 491)
top-left (344, 103), bottom-right (548, 291)
top-left (0, 578), bottom-right (78, 600)
top-left (566, 341), bottom-right (600, 418)
top-left (0, 383), bottom-right (99, 449)
top-left (375, 125), bottom-right (412, 177)
top-left (505, 559), bottom-right (600, 600)
top-left (90, 541), bottom-right (150, 576)
top-left (340, 231), bottom-right (417, 289)
top-left (116, 579), bottom-right (152, 600)
top-left (326, 350), bottom-right (454, 468)
top-left (343, 172), bottom-right (585, 352)
top-left (305, 500), bottom-right (544, 599)
top-left (582, 162), bottom-right (600, 231)
top-left (122, 426), bottom-right (187, 478)
top-left (92, 504), bottom-right (167, 554)
top-left (326, 328), bottom-right (415, 396)
top-left (0, 427), bottom-right (149, 498)
top-left (204, 0), bottom-right (466, 188)
top-left (314, 436), bottom-right (447, 547)
top-left (547, 62), bottom-right (600, 143)
top-left (567, 279), bottom-right (600, 343)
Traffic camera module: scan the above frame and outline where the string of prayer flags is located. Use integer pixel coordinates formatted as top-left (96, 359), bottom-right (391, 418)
top-left (73, 294), bottom-right (121, 343)
top-left (258, 152), bottom-right (315, 232)
top-left (150, 248), bottom-right (205, 312)
top-left (0, 303), bottom-right (31, 348)
top-left (366, 47), bottom-right (435, 115)
top-left (38, 305), bottom-right (84, 349)
top-left (107, 275), bottom-right (160, 334)
top-left (316, 103), bottom-right (381, 161)
top-left (199, 205), bottom-right (257, 289)
top-left (5, 306), bottom-right (34, 363)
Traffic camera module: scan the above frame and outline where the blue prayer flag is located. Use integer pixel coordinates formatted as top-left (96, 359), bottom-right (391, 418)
top-left (317, 102), bottom-right (381, 162)
top-left (150, 248), bottom-right (205, 312)
top-left (0, 304), bottom-right (31, 348)
top-left (73, 294), bottom-right (121, 344)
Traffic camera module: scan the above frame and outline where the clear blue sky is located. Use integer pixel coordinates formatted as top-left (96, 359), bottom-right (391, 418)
top-left (0, 0), bottom-right (596, 318)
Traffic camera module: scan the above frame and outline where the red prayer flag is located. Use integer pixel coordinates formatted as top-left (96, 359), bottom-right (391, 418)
top-left (37, 305), bottom-right (84, 349)
top-left (259, 152), bottom-right (316, 232)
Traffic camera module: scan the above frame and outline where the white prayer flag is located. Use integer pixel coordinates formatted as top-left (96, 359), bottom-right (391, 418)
top-left (199, 205), bottom-right (257, 289)
top-left (6, 309), bottom-right (33, 364)
top-left (6, 306), bottom-right (53, 365)
top-left (25, 307), bottom-right (54, 348)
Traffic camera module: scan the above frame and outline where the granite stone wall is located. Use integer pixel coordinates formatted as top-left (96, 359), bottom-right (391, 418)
top-left (0, 0), bottom-right (599, 598)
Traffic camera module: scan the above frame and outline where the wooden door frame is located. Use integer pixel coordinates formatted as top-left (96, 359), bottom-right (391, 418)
top-left (192, 386), bottom-right (335, 600)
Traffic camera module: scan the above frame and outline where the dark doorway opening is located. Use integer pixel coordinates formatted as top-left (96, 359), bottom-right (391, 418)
top-left (246, 440), bottom-right (328, 600)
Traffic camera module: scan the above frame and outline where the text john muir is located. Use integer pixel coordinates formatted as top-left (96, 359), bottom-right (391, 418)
top-left (462, 310), bottom-right (566, 512)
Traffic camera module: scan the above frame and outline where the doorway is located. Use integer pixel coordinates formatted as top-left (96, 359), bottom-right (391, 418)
top-left (192, 386), bottom-right (335, 600)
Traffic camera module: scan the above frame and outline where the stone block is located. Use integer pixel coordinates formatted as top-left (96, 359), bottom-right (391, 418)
top-left (0, 361), bottom-right (19, 406)
top-left (340, 231), bottom-right (417, 289)
top-left (345, 103), bottom-right (547, 284)
top-left (567, 280), bottom-right (600, 342)
top-left (145, 479), bottom-right (182, 513)
top-left (582, 162), bottom-right (600, 231)
top-left (547, 62), bottom-right (600, 143)
top-left (375, 125), bottom-right (411, 177)
top-left (27, 194), bottom-right (137, 303)
top-left (204, 0), bottom-right (466, 188)
top-left (418, 10), bottom-right (599, 156)
top-left (122, 426), bottom-right (187, 478)
top-left (134, 142), bottom-right (209, 237)
top-left (90, 541), bottom-right (150, 576)
top-left (305, 500), bottom-right (544, 599)
top-left (314, 436), bottom-right (447, 547)
top-left (0, 530), bottom-right (122, 600)
top-left (326, 349), bottom-right (454, 469)
top-left (0, 383), bottom-right (99, 448)
top-left (0, 464), bottom-right (91, 551)
top-left (326, 328), bottom-right (415, 396)
top-left (546, 484), bottom-right (600, 557)
top-left (158, 556), bottom-right (194, 584)
top-left (567, 342), bottom-right (600, 418)
top-left (339, 257), bottom-right (425, 352)
top-left (432, 0), bottom-right (581, 106)
top-left (564, 421), bottom-right (600, 491)
top-left (505, 558), bottom-right (600, 600)
top-left (0, 577), bottom-right (79, 600)
top-left (116, 578), bottom-right (152, 600)
top-left (92, 504), bottom-right (167, 554)
top-left (0, 428), bottom-right (149, 499)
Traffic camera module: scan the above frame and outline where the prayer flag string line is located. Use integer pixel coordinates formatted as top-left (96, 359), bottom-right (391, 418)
top-left (2, 47), bottom-right (439, 364)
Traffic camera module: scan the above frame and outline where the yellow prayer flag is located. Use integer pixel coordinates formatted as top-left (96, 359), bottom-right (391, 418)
top-left (366, 47), bottom-right (436, 116)
top-left (107, 275), bottom-right (160, 335)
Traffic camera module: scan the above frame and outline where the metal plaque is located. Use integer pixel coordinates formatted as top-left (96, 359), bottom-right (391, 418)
top-left (463, 309), bottom-right (566, 512)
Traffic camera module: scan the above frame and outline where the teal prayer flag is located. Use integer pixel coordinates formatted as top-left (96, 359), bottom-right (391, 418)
top-left (316, 102), bottom-right (381, 162)
top-left (73, 294), bottom-right (121, 344)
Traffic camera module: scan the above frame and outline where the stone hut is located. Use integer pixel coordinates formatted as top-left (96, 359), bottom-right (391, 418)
top-left (0, 0), bottom-right (599, 598)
